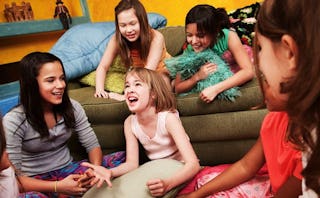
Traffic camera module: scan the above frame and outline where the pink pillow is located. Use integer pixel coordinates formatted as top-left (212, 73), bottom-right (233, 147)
top-left (222, 44), bottom-right (253, 74)
top-left (178, 164), bottom-right (271, 197)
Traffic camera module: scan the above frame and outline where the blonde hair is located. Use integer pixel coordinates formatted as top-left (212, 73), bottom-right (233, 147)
top-left (126, 67), bottom-right (176, 113)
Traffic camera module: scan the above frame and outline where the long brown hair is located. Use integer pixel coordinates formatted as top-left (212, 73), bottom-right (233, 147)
top-left (115, 0), bottom-right (153, 67)
top-left (255, 0), bottom-right (320, 194)
top-left (19, 52), bottom-right (75, 138)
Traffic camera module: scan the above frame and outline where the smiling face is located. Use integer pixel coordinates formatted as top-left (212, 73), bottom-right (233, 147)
top-left (36, 61), bottom-right (66, 109)
top-left (186, 23), bottom-right (213, 53)
top-left (256, 33), bottom-right (295, 111)
top-left (117, 8), bottom-right (140, 42)
top-left (124, 72), bottom-right (154, 113)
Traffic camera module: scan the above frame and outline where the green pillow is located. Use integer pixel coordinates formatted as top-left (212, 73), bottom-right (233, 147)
top-left (79, 56), bottom-right (127, 94)
top-left (83, 159), bottom-right (184, 198)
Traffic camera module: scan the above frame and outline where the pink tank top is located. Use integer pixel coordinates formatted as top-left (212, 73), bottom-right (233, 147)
top-left (131, 111), bottom-right (183, 161)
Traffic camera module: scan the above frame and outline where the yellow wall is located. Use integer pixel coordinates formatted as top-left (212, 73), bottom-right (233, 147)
top-left (0, 0), bottom-right (260, 64)
top-left (0, 0), bottom-right (82, 64)
top-left (88, 0), bottom-right (260, 26)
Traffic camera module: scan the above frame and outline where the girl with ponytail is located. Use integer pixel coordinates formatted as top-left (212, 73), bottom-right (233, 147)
top-left (167, 4), bottom-right (254, 103)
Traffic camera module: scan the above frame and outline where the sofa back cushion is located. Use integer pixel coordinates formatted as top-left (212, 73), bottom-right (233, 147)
top-left (158, 26), bottom-right (186, 57)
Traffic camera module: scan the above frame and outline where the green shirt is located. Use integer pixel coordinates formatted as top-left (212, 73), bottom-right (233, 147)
top-left (212, 28), bottom-right (229, 56)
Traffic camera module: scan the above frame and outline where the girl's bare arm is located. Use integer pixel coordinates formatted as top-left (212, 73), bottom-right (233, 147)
top-left (95, 35), bottom-right (119, 98)
top-left (180, 137), bottom-right (265, 198)
top-left (145, 30), bottom-right (165, 70)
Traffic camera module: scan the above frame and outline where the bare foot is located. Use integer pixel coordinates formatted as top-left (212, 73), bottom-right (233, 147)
top-left (109, 92), bottom-right (125, 101)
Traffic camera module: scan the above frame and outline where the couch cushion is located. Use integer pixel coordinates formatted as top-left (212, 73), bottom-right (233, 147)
top-left (69, 87), bottom-right (131, 123)
top-left (158, 26), bottom-right (186, 57)
top-left (83, 159), bottom-right (184, 198)
top-left (176, 78), bottom-right (263, 116)
top-left (69, 78), bottom-right (262, 119)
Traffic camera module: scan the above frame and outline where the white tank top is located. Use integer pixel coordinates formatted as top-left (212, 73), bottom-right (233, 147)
top-left (0, 166), bottom-right (19, 198)
top-left (131, 111), bottom-right (183, 161)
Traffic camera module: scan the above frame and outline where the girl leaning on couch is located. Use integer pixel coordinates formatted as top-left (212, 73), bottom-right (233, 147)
top-left (94, 0), bottom-right (171, 101)
top-left (2, 52), bottom-right (125, 197)
top-left (166, 4), bottom-right (254, 103)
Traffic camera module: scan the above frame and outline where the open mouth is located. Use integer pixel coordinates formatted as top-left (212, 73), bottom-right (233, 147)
top-left (192, 45), bottom-right (203, 52)
top-left (126, 34), bottom-right (136, 39)
top-left (52, 92), bottom-right (63, 96)
top-left (127, 96), bottom-right (138, 103)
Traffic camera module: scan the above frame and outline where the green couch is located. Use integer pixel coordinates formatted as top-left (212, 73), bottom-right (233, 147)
top-left (68, 26), bottom-right (268, 166)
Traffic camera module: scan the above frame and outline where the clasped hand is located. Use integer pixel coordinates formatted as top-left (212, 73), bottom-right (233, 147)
top-left (80, 162), bottom-right (169, 197)
top-left (147, 178), bottom-right (169, 197)
top-left (81, 162), bottom-right (113, 188)
top-left (57, 173), bottom-right (93, 196)
top-left (196, 62), bottom-right (217, 81)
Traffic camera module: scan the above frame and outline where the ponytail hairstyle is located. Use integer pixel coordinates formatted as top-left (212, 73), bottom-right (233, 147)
top-left (185, 4), bottom-right (231, 47)
top-left (115, 0), bottom-right (152, 67)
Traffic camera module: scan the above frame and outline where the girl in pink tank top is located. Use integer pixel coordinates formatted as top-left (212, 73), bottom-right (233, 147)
top-left (82, 67), bottom-right (200, 197)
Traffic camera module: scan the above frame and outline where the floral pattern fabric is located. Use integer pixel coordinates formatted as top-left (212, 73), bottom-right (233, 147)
top-left (178, 164), bottom-right (272, 198)
top-left (228, 2), bottom-right (261, 46)
top-left (19, 151), bottom-right (126, 198)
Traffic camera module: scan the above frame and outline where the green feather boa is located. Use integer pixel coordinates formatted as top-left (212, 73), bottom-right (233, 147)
top-left (165, 46), bottom-right (240, 101)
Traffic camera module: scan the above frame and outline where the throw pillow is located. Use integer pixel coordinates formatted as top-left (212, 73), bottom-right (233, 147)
top-left (165, 47), bottom-right (241, 101)
top-left (83, 159), bottom-right (184, 198)
top-left (79, 56), bottom-right (126, 94)
top-left (50, 13), bottom-right (167, 80)
top-left (158, 26), bottom-right (186, 57)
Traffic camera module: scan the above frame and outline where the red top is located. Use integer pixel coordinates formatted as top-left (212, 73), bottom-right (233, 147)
top-left (261, 112), bottom-right (303, 193)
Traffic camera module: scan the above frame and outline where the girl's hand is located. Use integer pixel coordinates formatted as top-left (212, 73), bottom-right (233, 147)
top-left (57, 174), bottom-right (88, 196)
top-left (77, 169), bottom-right (97, 188)
top-left (81, 162), bottom-right (113, 188)
top-left (146, 178), bottom-right (169, 197)
top-left (94, 90), bottom-right (109, 98)
top-left (196, 63), bottom-right (217, 81)
top-left (200, 85), bottom-right (219, 103)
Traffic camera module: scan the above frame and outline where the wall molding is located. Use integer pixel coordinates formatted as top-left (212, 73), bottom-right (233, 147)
top-left (0, 0), bottom-right (90, 37)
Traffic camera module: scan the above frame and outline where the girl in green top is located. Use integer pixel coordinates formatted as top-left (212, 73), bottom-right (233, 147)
top-left (170, 4), bottom-right (254, 103)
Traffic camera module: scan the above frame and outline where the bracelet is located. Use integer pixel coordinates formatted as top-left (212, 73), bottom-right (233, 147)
top-left (54, 180), bottom-right (58, 193)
